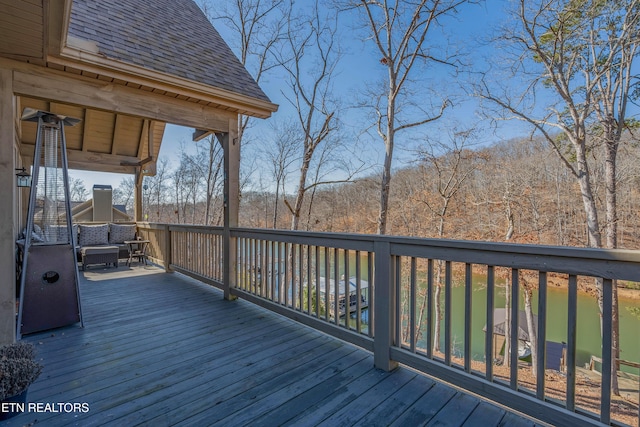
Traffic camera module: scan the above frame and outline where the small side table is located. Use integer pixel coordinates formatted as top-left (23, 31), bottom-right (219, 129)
top-left (124, 240), bottom-right (150, 266)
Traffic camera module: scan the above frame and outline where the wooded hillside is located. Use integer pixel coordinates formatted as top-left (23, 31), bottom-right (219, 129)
top-left (238, 135), bottom-right (640, 248)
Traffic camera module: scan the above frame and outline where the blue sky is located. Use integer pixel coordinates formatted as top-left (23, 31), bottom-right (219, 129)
top-left (70, 0), bottom-right (543, 194)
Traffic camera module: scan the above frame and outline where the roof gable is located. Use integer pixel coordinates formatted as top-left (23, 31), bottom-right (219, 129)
top-left (68, 0), bottom-right (271, 104)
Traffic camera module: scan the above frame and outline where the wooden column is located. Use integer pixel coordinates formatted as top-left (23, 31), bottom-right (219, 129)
top-left (220, 116), bottom-right (239, 301)
top-left (373, 239), bottom-right (398, 371)
top-left (134, 168), bottom-right (143, 222)
top-left (0, 69), bottom-right (16, 344)
top-left (163, 223), bottom-right (172, 272)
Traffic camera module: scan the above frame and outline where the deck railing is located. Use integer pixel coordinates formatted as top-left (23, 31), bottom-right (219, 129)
top-left (136, 222), bottom-right (640, 427)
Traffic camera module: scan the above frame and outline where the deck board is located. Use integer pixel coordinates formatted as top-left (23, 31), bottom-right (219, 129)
top-left (4, 266), bottom-right (541, 426)
top-left (356, 375), bottom-right (437, 425)
top-left (315, 368), bottom-right (420, 426)
top-left (427, 392), bottom-right (480, 426)
top-left (389, 382), bottom-right (458, 426)
top-left (462, 401), bottom-right (510, 427)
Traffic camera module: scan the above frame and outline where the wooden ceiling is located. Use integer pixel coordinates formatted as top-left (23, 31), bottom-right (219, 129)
top-left (18, 97), bottom-right (165, 174)
top-left (0, 0), bottom-right (45, 62)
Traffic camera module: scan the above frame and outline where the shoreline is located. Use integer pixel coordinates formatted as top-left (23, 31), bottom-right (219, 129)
top-left (545, 277), bottom-right (640, 301)
top-left (615, 286), bottom-right (639, 301)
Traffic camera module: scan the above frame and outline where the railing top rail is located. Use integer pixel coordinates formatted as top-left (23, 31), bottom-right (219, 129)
top-left (389, 237), bottom-right (640, 282)
top-left (389, 234), bottom-right (640, 261)
top-left (137, 222), bottom-right (224, 233)
top-left (141, 222), bottom-right (640, 280)
top-left (231, 227), bottom-right (376, 251)
top-left (170, 225), bottom-right (224, 234)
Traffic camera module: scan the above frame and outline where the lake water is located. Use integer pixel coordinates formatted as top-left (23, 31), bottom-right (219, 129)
top-left (326, 253), bottom-right (640, 372)
top-left (441, 281), bottom-right (640, 371)
top-left (264, 247), bottom-right (640, 372)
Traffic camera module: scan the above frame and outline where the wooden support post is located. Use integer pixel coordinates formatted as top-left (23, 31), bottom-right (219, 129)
top-left (0, 69), bottom-right (16, 344)
top-left (163, 224), bottom-right (172, 272)
top-left (134, 168), bottom-right (143, 222)
top-left (219, 116), bottom-right (239, 301)
top-left (373, 239), bottom-right (397, 371)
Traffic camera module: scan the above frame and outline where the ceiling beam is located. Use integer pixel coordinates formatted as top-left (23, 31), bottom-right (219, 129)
top-left (136, 120), bottom-right (148, 159)
top-left (193, 129), bottom-right (213, 142)
top-left (144, 120), bottom-right (156, 176)
top-left (8, 59), bottom-right (235, 132)
top-left (111, 114), bottom-right (121, 155)
top-left (20, 143), bottom-right (139, 174)
top-left (81, 108), bottom-right (93, 152)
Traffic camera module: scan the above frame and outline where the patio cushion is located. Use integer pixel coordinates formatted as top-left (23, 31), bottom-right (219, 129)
top-left (46, 224), bottom-right (79, 245)
top-left (22, 224), bottom-right (45, 242)
top-left (80, 245), bottom-right (119, 256)
top-left (78, 224), bottom-right (109, 246)
top-left (109, 223), bottom-right (136, 244)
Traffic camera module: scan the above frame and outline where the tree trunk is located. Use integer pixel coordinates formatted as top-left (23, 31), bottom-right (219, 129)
top-left (523, 286), bottom-right (537, 374)
top-left (414, 287), bottom-right (428, 344)
top-left (431, 202), bottom-right (449, 354)
top-left (572, 141), bottom-right (602, 248)
top-left (604, 129), bottom-right (620, 396)
top-left (503, 278), bottom-right (510, 367)
top-left (377, 91), bottom-right (396, 236)
top-left (432, 260), bottom-right (443, 353)
top-left (291, 147), bottom-right (312, 231)
top-left (377, 141), bottom-right (393, 235)
top-left (272, 184), bottom-right (280, 229)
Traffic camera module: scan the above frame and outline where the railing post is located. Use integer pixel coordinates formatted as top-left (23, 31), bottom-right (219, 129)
top-left (163, 224), bottom-right (172, 272)
top-left (223, 229), bottom-right (238, 301)
top-left (373, 239), bottom-right (398, 371)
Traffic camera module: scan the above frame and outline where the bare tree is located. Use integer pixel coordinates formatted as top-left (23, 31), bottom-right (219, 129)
top-left (478, 0), bottom-right (640, 391)
top-left (144, 159), bottom-right (171, 222)
top-left (261, 120), bottom-right (299, 228)
top-left (113, 177), bottom-right (135, 214)
top-left (202, 0), bottom-right (288, 180)
top-left (413, 127), bottom-right (483, 352)
top-left (171, 152), bottom-right (202, 224)
top-left (187, 135), bottom-right (224, 225)
top-left (172, 164), bottom-right (184, 224)
top-left (301, 136), bottom-right (365, 231)
top-left (186, 161), bottom-right (204, 225)
top-left (69, 178), bottom-right (88, 202)
top-left (347, 0), bottom-right (471, 235)
top-left (274, 1), bottom-right (346, 231)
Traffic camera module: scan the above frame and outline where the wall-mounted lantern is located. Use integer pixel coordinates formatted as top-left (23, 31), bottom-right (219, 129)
top-left (15, 167), bottom-right (32, 188)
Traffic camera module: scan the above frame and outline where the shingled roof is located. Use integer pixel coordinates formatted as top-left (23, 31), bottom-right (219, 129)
top-left (68, 0), bottom-right (271, 104)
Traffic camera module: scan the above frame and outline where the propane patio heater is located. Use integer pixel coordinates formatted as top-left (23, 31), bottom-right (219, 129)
top-left (17, 108), bottom-right (84, 338)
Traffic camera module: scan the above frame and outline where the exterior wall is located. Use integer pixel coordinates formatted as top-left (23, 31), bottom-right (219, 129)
top-left (0, 68), bottom-right (17, 344)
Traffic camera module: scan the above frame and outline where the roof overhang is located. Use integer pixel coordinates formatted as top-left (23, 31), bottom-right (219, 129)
top-left (56, 40), bottom-right (278, 119)
top-left (1, 0), bottom-right (277, 119)
top-left (1, 0), bottom-right (277, 175)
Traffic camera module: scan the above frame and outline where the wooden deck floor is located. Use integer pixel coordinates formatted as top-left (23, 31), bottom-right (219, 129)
top-left (6, 265), bottom-right (543, 426)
